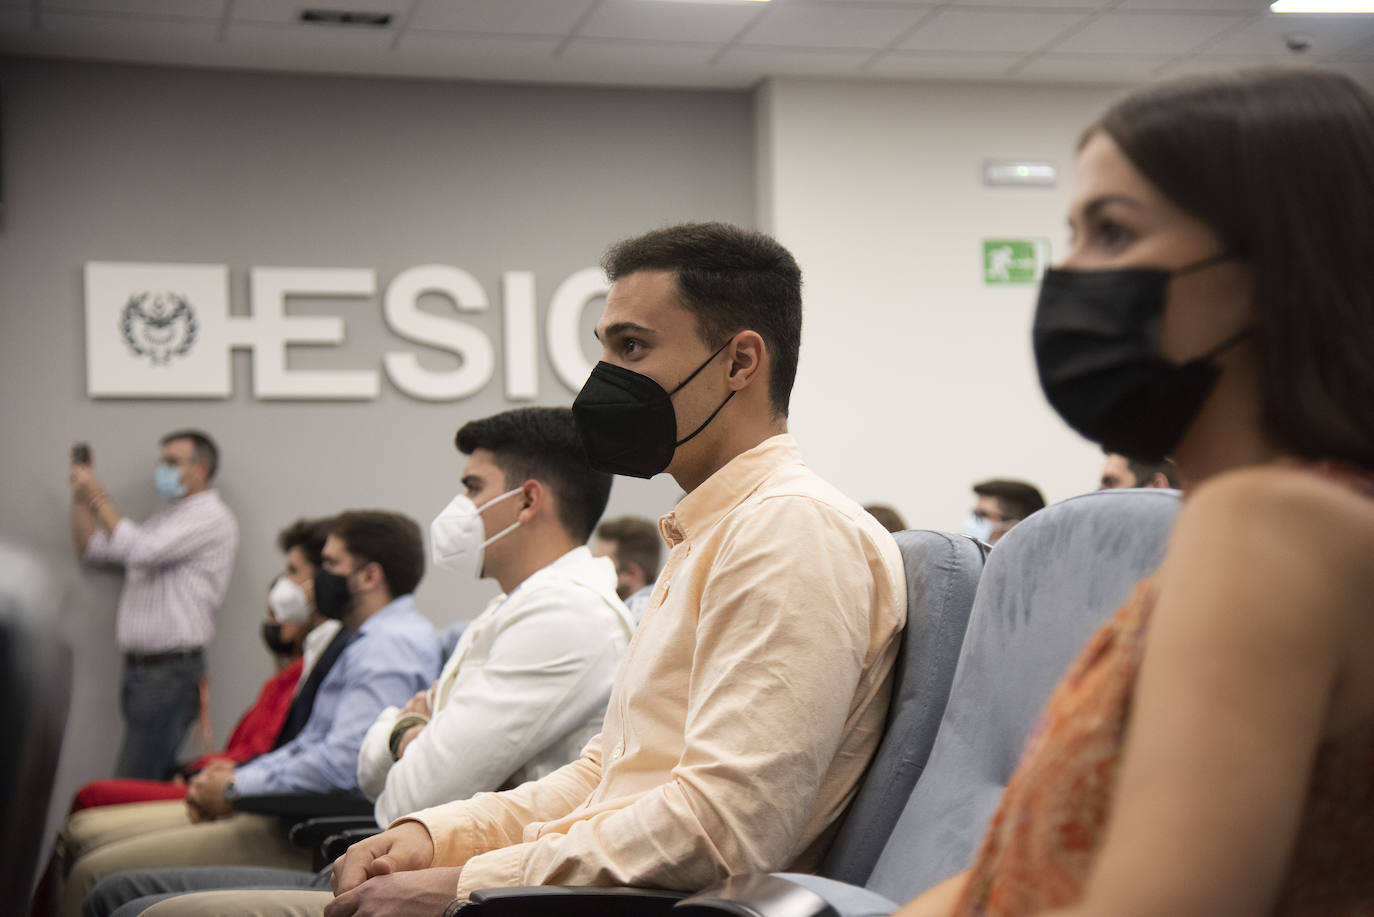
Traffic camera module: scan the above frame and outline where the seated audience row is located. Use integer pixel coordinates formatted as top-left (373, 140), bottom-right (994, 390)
top-left (37, 65), bottom-right (1374, 917)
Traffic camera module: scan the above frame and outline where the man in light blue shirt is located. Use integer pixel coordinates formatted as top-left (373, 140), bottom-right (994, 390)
top-left (58, 510), bottom-right (441, 909)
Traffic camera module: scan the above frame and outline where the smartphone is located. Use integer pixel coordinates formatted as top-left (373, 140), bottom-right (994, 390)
top-left (71, 442), bottom-right (91, 465)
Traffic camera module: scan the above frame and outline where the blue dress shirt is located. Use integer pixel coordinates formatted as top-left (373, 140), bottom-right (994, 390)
top-left (233, 594), bottom-right (440, 796)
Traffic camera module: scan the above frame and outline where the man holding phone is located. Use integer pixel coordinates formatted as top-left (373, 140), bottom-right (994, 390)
top-left (70, 430), bottom-right (239, 780)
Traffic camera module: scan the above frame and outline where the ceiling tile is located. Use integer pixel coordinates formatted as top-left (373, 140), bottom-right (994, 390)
top-left (579, 0), bottom-right (763, 45)
top-left (1017, 52), bottom-right (1172, 82)
top-left (560, 37), bottom-right (720, 67)
top-left (1206, 14), bottom-right (1374, 58)
top-left (41, 10), bottom-right (218, 40)
top-left (409, 0), bottom-right (596, 37)
top-left (899, 8), bottom-right (1089, 54)
top-left (396, 30), bottom-right (561, 59)
top-left (717, 44), bottom-right (873, 75)
top-left (226, 21), bottom-right (397, 50)
top-left (949, 0), bottom-right (1110, 8)
top-left (740, 3), bottom-right (929, 49)
top-left (233, 0), bottom-right (411, 26)
top-left (1155, 53), bottom-right (1302, 77)
top-left (41, 0), bottom-right (226, 18)
top-left (1115, 0), bottom-right (1265, 9)
top-left (869, 49), bottom-right (1022, 78)
top-left (1051, 12), bottom-right (1249, 55)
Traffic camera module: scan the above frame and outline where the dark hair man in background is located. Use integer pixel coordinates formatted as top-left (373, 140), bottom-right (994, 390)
top-left (591, 515), bottom-right (663, 621)
top-left (962, 478), bottom-right (1046, 545)
top-left (1099, 453), bottom-right (1180, 490)
top-left (69, 430), bottom-right (239, 781)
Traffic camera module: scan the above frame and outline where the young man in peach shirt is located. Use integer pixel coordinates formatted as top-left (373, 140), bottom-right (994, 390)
top-left (132, 223), bottom-right (907, 917)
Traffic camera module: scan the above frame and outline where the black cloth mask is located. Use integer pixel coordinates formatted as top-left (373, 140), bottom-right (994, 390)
top-left (313, 568), bottom-right (354, 621)
top-left (1033, 252), bottom-right (1250, 463)
top-left (260, 622), bottom-right (295, 656)
top-left (573, 339), bottom-right (736, 478)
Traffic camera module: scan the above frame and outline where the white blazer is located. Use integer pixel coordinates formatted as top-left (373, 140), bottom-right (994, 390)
top-left (358, 546), bottom-right (634, 825)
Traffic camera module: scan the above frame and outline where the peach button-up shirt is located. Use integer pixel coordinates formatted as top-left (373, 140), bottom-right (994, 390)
top-left (401, 434), bottom-right (907, 899)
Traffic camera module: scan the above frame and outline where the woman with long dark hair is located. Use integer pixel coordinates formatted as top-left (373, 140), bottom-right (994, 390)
top-left (904, 67), bottom-right (1374, 916)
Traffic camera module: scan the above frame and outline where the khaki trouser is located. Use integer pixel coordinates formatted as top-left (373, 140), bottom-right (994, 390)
top-left (141, 889), bottom-right (332, 917)
top-left (58, 800), bottom-right (193, 863)
top-left (59, 808), bottom-right (312, 917)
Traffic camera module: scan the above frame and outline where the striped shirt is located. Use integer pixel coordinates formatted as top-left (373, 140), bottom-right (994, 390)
top-left (84, 489), bottom-right (238, 653)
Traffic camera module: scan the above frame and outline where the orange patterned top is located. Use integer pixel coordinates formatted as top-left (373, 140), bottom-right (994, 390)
top-left (953, 467), bottom-right (1374, 916)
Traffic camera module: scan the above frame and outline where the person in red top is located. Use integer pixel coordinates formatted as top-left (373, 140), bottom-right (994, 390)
top-left (27, 519), bottom-right (332, 917)
top-left (67, 517), bottom-right (332, 811)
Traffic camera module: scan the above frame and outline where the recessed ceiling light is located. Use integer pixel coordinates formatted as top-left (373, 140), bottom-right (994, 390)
top-left (1272, 1), bottom-right (1374, 12)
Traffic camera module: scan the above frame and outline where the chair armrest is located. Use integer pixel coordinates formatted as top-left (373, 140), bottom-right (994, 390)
top-left (674, 875), bottom-right (839, 917)
top-left (230, 792), bottom-right (375, 820)
top-left (456, 885), bottom-right (689, 916)
top-left (318, 827), bottom-right (382, 871)
top-left (289, 815), bottom-right (379, 849)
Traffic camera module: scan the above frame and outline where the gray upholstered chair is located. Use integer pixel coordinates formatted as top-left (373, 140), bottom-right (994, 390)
top-left (678, 487), bottom-right (1182, 917)
top-left (458, 528), bottom-right (989, 916)
top-left (0, 542), bottom-right (71, 906)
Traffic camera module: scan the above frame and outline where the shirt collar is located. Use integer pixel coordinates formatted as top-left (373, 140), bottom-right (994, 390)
top-left (356, 593), bottom-right (417, 636)
top-left (495, 545), bottom-right (613, 607)
top-left (660, 434), bottom-right (803, 547)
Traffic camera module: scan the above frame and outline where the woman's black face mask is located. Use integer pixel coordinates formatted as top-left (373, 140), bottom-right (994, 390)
top-left (1033, 252), bottom-right (1250, 463)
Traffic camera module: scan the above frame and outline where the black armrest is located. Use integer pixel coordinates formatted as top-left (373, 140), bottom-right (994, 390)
top-left (289, 815), bottom-right (379, 849)
top-left (318, 827), bottom-right (382, 871)
top-left (457, 885), bottom-right (689, 916)
top-left (231, 792), bottom-right (375, 820)
top-left (674, 875), bottom-right (838, 917)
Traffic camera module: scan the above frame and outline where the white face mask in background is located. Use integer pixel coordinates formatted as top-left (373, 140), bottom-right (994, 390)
top-left (959, 513), bottom-right (995, 544)
top-left (429, 487), bottom-right (523, 578)
top-left (268, 575), bottom-right (311, 624)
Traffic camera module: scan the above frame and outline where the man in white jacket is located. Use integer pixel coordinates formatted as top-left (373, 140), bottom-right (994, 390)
top-left (360, 405), bottom-right (635, 823)
top-left (79, 406), bottom-right (636, 916)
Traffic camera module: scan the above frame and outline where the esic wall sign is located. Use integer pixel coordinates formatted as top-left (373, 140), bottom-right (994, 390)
top-left (84, 261), bottom-right (609, 401)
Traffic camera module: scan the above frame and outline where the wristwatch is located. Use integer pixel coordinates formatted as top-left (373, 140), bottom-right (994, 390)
top-left (222, 780), bottom-right (239, 805)
top-left (388, 714), bottom-right (430, 761)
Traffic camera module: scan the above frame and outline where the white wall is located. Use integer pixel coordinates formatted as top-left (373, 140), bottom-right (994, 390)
top-left (759, 78), bottom-right (1122, 532)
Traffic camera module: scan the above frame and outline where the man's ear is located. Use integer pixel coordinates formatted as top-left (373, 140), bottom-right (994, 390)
top-left (517, 479), bottom-right (544, 522)
top-left (727, 330), bottom-right (766, 391)
top-left (357, 560), bottom-right (386, 594)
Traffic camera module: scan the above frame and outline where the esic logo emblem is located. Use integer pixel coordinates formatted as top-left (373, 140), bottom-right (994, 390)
top-left (84, 261), bottom-right (607, 401)
top-left (119, 293), bottom-right (198, 366)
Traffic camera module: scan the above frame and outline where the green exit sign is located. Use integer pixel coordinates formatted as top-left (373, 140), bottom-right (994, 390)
top-left (983, 239), bottom-right (1050, 285)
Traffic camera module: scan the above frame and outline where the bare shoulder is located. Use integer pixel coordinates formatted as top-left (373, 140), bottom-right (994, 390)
top-left (1158, 464), bottom-right (1374, 660)
top-left (1179, 464), bottom-right (1374, 566)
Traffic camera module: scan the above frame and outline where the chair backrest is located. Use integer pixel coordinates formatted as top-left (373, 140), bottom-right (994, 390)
top-left (820, 530), bottom-right (988, 886)
top-left (863, 488), bottom-right (1180, 904)
top-left (0, 542), bottom-right (71, 904)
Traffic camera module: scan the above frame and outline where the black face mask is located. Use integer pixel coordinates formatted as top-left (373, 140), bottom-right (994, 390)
top-left (260, 622), bottom-right (295, 656)
top-left (1033, 252), bottom-right (1251, 463)
top-left (572, 339), bottom-right (736, 478)
top-left (313, 568), bottom-right (354, 621)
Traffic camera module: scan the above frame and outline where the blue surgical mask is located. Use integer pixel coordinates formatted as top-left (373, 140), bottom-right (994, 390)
top-left (960, 513), bottom-right (994, 543)
top-left (155, 464), bottom-right (186, 499)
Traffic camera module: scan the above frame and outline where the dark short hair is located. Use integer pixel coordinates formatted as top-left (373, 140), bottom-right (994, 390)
top-left (595, 516), bottom-right (663, 582)
top-left (602, 222), bottom-right (803, 418)
top-left (328, 510), bottom-right (425, 600)
top-left (456, 407), bottom-right (612, 543)
top-left (973, 479), bottom-right (1046, 522)
top-left (864, 504), bottom-right (907, 534)
top-left (1089, 68), bottom-right (1374, 469)
top-left (276, 517), bottom-right (333, 568)
top-left (161, 429), bottom-right (219, 481)
top-left (1125, 457), bottom-right (1179, 489)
